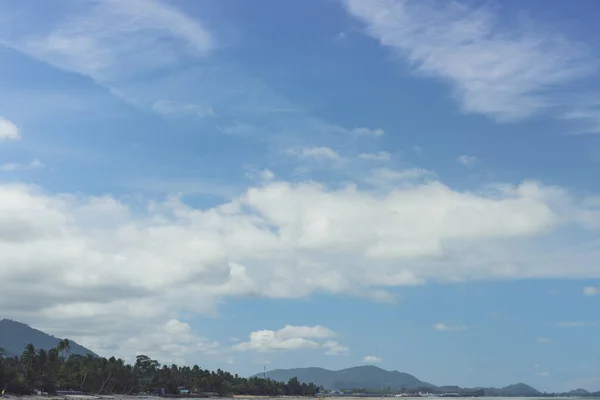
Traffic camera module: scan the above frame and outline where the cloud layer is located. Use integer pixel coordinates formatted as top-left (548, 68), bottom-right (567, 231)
top-left (1, 173), bottom-right (600, 360)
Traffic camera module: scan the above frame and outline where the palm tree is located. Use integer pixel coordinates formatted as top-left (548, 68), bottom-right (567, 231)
top-left (56, 339), bottom-right (71, 360)
top-left (21, 343), bottom-right (36, 385)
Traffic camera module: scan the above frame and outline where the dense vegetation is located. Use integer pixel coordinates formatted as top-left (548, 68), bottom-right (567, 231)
top-left (0, 341), bottom-right (320, 396)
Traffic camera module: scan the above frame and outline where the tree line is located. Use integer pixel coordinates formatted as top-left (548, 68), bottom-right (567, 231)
top-left (0, 341), bottom-right (320, 396)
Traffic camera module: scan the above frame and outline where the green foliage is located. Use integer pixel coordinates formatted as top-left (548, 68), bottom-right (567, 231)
top-left (0, 342), bottom-right (319, 396)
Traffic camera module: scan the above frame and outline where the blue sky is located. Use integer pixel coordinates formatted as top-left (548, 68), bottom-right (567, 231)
top-left (1, 0), bottom-right (600, 393)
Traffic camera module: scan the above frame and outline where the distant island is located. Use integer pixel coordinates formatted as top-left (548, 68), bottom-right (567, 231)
top-left (256, 366), bottom-right (600, 397)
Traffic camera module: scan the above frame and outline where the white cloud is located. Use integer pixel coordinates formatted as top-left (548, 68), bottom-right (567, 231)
top-left (352, 127), bottom-right (384, 137)
top-left (583, 286), bottom-right (600, 296)
top-left (434, 323), bottom-right (467, 332)
top-left (324, 341), bottom-right (349, 356)
top-left (245, 168), bottom-right (275, 182)
top-left (536, 337), bottom-right (551, 343)
top-left (0, 117), bottom-right (20, 141)
top-left (110, 319), bottom-right (220, 364)
top-left (538, 371), bottom-right (550, 377)
top-left (260, 169), bottom-right (275, 181)
top-left (343, 0), bottom-right (592, 122)
top-left (457, 155), bottom-right (478, 166)
top-left (233, 325), bottom-right (339, 353)
top-left (293, 147), bottom-right (341, 161)
top-left (1, 174), bottom-right (600, 360)
top-left (359, 152), bottom-right (391, 161)
top-left (0, 159), bottom-right (45, 172)
top-left (277, 325), bottom-right (336, 340)
top-left (363, 355), bottom-right (382, 363)
top-left (369, 167), bottom-right (434, 184)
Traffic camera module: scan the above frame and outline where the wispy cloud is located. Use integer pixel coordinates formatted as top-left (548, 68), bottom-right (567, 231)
top-left (433, 322), bottom-right (467, 332)
top-left (152, 100), bottom-right (215, 118)
top-left (359, 151), bottom-right (391, 161)
top-left (561, 98), bottom-right (600, 134)
top-left (583, 286), bottom-right (600, 296)
top-left (370, 167), bottom-right (434, 182)
top-left (343, 0), bottom-right (594, 122)
top-left (1, 1), bottom-right (382, 156)
top-left (557, 321), bottom-right (595, 328)
top-left (9, 0), bottom-right (213, 83)
top-left (457, 155), bottom-right (478, 166)
top-left (0, 117), bottom-right (20, 141)
top-left (536, 337), bottom-right (551, 343)
top-left (363, 355), bottom-right (382, 363)
top-left (0, 159), bottom-right (45, 171)
top-left (334, 32), bottom-right (348, 41)
top-left (352, 127), bottom-right (384, 137)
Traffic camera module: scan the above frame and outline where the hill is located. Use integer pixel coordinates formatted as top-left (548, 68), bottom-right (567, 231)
top-left (255, 366), bottom-right (543, 396)
top-left (479, 383), bottom-right (541, 397)
top-left (0, 319), bottom-right (97, 358)
top-left (256, 365), bottom-right (434, 390)
top-left (568, 389), bottom-right (590, 396)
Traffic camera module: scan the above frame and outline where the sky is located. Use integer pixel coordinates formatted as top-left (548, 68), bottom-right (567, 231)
top-left (0, 0), bottom-right (600, 393)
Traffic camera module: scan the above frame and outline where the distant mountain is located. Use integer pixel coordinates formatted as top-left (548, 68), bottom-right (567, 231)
top-left (255, 366), bottom-right (543, 396)
top-left (0, 319), bottom-right (97, 358)
top-left (567, 389), bottom-right (590, 396)
top-left (480, 383), bottom-right (541, 397)
top-left (256, 365), bottom-right (435, 390)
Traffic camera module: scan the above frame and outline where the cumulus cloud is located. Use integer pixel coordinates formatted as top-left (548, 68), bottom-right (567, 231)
top-left (343, 0), bottom-right (592, 122)
top-left (583, 286), bottom-right (600, 296)
top-left (433, 323), bottom-right (467, 332)
top-left (457, 155), bottom-right (478, 166)
top-left (363, 355), bottom-right (382, 363)
top-left (292, 146), bottom-right (341, 161)
top-left (112, 319), bottom-right (220, 364)
top-left (233, 325), bottom-right (340, 354)
top-left (0, 117), bottom-right (20, 141)
top-left (1, 174), bottom-right (600, 361)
